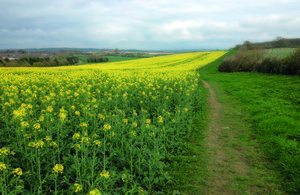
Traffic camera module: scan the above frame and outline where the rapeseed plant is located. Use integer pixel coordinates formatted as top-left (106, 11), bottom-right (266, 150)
top-left (0, 51), bottom-right (224, 193)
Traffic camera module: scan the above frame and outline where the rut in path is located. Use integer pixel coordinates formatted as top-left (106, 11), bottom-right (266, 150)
top-left (202, 80), bottom-right (251, 195)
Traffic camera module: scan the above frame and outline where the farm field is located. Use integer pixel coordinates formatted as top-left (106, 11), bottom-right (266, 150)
top-left (0, 51), bottom-right (226, 194)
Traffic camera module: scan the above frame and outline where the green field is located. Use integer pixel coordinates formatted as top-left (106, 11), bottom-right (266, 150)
top-left (201, 50), bottom-right (300, 193)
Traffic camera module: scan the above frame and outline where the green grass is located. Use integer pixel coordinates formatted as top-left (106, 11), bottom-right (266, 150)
top-left (200, 50), bottom-right (300, 193)
top-left (163, 83), bottom-right (209, 194)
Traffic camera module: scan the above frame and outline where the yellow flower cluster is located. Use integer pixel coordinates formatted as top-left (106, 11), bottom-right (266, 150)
top-left (21, 121), bottom-right (29, 128)
top-left (49, 142), bottom-right (57, 147)
top-left (13, 168), bottom-right (22, 177)
top-left (73, 133), bottom-right (80, 140)
top-left (46, 106), bottom-right (53, 112)
top-left (28, 140), bottom-right (45, 148)
top-left (123, 119), bottom-right (128, 124)
top-left (103, 124), bottom-right (111, 131)
top-left (100, 170), bottom-right (110, 178)
top-left (33, 123), bottom-right (41, 130)
top-left (74, 183), bottom-right (83, 192)
top-left (59, 108), bottom-right (68, 122)
top-left (81, 137), bottom-right (90, 144)
top-left (93, 140), bottom-right (101, 147)
top-left (88, 189), bottom-right (101, 195)
top-left (79, 123), bottom-right (88, 128)
top-left (53, 164), bottom-right (64, 174)
top-left (122, 173), bottom-right (127, 182)
top-left (0, 147), bottom-right (12, 156)
top-left (44, 136), bottom-right (52, 141)
top-left (0, 162), bottom-right (7, 171)
top-left (158, 116), bottom-right (163, 123)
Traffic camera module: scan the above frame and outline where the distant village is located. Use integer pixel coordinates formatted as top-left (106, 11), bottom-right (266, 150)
top-left (0, 49), bottom-right (56, 61)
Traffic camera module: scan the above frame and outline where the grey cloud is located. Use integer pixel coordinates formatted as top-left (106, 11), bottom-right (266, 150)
top-left (0, 0), bottom-right (300, 49)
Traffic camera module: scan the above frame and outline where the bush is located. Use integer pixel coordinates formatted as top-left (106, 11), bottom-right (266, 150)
top-left (219, 47), bottom-right (300, 76)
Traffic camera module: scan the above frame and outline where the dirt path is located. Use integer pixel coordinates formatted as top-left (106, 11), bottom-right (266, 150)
top-left (202, 80), bottom-right (251, 194)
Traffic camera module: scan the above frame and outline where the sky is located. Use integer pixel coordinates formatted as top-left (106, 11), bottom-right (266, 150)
top-left (1, 0), bottom-right (300, 50)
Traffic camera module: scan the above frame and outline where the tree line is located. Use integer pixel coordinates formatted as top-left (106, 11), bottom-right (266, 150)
top-left (0, 56), bottom-right (79, 67)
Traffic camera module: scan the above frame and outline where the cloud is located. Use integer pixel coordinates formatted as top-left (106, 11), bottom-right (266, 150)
top-left (0, 0), bottom-right (300, 49)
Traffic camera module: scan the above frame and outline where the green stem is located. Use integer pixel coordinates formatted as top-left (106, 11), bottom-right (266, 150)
top-left (92, 150), bottom-right (96, 187)
top-left (55, 174), bottom-right (58, 195)
top-left (37, 148), bottom-right (42, 193)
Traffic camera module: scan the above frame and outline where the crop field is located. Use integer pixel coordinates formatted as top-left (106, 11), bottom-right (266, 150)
top-left (0, 51), bottom-right (226, 194)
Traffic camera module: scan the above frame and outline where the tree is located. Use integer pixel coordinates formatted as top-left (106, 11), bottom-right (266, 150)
top-left (243, 41), bottom-right (253, 50)
top-left (114, 48), bottom-right (121, 56)
top-left (4, 58), bottom-right (10, 62)
top-left (18, 49), bottom-right (26, 54)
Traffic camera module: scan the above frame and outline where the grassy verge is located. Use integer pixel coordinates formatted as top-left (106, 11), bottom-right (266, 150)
top-left (163, 80), bottom-right (210, 194)
top-left (200, 50), bottom-right (300, 194)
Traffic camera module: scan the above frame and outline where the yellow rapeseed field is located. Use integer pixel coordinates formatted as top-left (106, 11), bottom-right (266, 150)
top-left (0, 51), bottom-right (226, 194)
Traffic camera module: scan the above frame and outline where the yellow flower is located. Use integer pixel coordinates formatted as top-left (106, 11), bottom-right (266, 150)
top-left (73, 133), bottom-right (80, 140)
top-left (12, 168), bottom-right (22, 177)
top-left (184, 108), bottom-right (188, 112)
top-left (88, 189), bottom-right (101, 195)
top-left (74, 183), bottom-right (83, 192)
top-left (33, 123), bottom-right (41, 129)
top-left (100, 170), bottom-right (110, 178)
top-left (132, 122), bottom-right (137, 127)
top-left (74, 144), bottom-right (81, 149)
top-left (0, 163), bottom-right (7, 171)
top-left (81, 137), bottom-right (90, 144)
top-left (44, 136), bottom-right (52, 141)
top-left (0, 147), bottom-right (11, 156)
top-left (53, 164), bottom-right (64, 174)
top-left (75, 111), bottom-right (80, 116)
top-left (98, 114), bottom-right (105, 120)
top-left (145, 119), bottom-right (151, 124)
top-left (122, 173), bottom-right (127, 182)
top-left (79, 123), bottom-right (88, 128)
top-left (103, 124), bottom-right (111, 131)
top-left (158, 116), bottom-right (163, 123)
top-left (59, 112), bottom-right (67, 122)
top-left (93, 140), bottom-right (101, 147)
top-left (46, 106), bottom-right (53, 112)
top-left (123, 119), bottom-right (128, 124)
top-left (49, 142), bottom-right (57, 147)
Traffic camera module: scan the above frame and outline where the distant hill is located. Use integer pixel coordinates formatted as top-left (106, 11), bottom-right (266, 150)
top-left (0, 47), bottom-right (213, 53)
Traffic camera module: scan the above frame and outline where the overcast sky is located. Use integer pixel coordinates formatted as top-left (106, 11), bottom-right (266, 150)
top-left (1, 0), bottom-right (300, 50)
